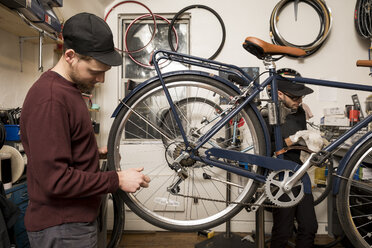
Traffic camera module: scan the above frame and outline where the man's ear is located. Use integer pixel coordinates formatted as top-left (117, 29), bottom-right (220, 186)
top-left (64, 49), bottom-right (77, 65)
top-left (278, 91), bottom-right (284, 100)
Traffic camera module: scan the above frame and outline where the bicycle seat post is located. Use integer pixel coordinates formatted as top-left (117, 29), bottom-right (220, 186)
top-left (263, 56), bottom-right (276, 70)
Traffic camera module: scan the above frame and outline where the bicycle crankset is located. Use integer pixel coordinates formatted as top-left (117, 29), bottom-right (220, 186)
top-left (265, 170), bottom-right (305, 207)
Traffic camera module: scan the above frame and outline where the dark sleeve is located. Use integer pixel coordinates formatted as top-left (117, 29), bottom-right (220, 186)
top-left (23, 100), bottom-right (118, 199)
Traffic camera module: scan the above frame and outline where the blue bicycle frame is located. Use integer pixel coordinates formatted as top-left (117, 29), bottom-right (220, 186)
top-left (118, 49), bottom-right (372, 194)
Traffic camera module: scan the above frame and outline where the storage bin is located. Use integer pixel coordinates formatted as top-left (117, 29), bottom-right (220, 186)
top-left (4, 124), bottom-right (20, 141)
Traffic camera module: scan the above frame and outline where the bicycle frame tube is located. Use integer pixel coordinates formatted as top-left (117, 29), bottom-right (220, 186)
top-left (293, 76), bottom-right (372, 92)
top-left (270, 70), bottom-right (284, 159)
top-left (195, 75), bottom-right (274, 150)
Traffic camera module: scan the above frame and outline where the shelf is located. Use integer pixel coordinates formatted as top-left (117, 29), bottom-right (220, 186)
top-left (0, 2), bottom-right (62, 44)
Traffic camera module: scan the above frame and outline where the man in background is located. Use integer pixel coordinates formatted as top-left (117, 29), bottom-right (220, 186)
top-left (267, 79), bottom-right (318, 248)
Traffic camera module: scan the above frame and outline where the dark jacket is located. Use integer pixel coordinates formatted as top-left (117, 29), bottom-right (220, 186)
top-left (20, 71), bottom-right (119, 232)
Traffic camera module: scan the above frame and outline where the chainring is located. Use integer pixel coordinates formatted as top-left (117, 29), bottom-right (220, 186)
top-left (265, 170), bottom-right (305, 207)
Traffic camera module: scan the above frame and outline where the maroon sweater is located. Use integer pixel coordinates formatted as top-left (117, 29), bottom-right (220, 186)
top-left (20, 71), bottom-right (119, 231)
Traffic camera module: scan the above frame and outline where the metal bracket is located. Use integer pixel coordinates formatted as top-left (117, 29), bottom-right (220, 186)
top-left (19, 31), bottom-right (44, 72)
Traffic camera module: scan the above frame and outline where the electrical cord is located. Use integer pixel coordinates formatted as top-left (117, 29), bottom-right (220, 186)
top-left (167, 4), bottom-right (226, 60)
top-left (270, 0), bottom-right (332, 57)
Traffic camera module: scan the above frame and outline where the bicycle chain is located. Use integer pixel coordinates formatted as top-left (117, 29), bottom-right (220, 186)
top-left (173, 173), bottom-right (367, 209)
top-left (173, 192), bottom-right (287, 209)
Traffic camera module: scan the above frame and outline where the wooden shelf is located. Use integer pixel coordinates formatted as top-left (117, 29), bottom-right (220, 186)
top-left (0, 3), bottom-right (62, 44)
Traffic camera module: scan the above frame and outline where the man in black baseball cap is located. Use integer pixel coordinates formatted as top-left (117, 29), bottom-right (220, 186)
top-left (62, 12), bottom-right (122, 66)
top-left (277, 78), bottom-right (314, 111)
top-left (269, 77), bottom-right (318, 248)
top-left (21, 13), bottom-right (150, 248)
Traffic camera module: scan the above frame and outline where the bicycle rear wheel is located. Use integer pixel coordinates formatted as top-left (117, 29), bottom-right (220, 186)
top-left (336, 137), bottom-right (372, 248)
top-left (107, 73), bottom-right (267, 231)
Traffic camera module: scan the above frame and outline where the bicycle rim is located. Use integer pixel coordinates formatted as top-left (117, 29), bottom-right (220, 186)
top-left (336, 138), bottom-right (372, 248)
top-left (107, 74), bottom-right (266, 231)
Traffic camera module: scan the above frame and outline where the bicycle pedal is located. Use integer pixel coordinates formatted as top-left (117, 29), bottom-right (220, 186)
top-left (197, 230), bottom-right (215, 239)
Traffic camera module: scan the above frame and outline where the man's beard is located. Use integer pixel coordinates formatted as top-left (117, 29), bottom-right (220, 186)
top-left (75, 81), bottom-right (95, 94)
top-left (70, 71), bottom-right (95, 94)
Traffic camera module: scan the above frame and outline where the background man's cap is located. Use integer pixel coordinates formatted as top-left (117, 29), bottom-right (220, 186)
top-left (62, 13), bottom-right (122, 66)
top-left (277, 78), bottom-right (313, 96)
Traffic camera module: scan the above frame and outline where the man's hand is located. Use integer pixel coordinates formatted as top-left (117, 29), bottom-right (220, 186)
top-left (117, 167), bottom-right (151, 193)
top-left (285, 130), bottom-right (324, 152)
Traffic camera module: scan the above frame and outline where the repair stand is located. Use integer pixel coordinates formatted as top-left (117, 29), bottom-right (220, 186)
top-left (194, 207), bottom-right (265, 248)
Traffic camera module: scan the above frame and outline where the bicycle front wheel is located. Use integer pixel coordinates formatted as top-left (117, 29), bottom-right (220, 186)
top-left (107, 73), bottom-right (266, 231)
top-left (336, 137), bottom-right (372, 248)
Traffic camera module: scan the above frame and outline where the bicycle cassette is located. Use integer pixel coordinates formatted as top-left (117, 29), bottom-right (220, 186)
top-left (265, 170), bottom-right (304, 207)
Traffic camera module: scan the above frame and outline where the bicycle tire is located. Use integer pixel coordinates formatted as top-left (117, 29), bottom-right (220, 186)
top-left (107, 73), bottom-right (266, 231)
top-left (168, 5), bottom-right (226, 60)
top-left (107, 192), bottom-right (124, 248)
top-left (270, 0), bottom-right (332, 57)
top-left (336, 137), bottom-right (372, 248)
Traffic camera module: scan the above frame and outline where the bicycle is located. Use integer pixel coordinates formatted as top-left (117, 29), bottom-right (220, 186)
top-left (107, 36), bottom-right (372, 248)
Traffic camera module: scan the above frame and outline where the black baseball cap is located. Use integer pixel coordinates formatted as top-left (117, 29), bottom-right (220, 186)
top-left (62, 13), bottom-right (122, 66)
top-left (277, 78), bottom-right (313, 97)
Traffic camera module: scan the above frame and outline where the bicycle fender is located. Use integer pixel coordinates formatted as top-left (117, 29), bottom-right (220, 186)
top-left (111, 70), bottom-right (238, 117)
top-left (332, 132), bottom-right (372, 194)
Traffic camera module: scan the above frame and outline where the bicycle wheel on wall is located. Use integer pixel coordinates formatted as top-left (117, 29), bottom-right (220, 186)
top-left (336, 138), bottom-right (372, 248)
top-left (107, 73), bottom-right (267, 231)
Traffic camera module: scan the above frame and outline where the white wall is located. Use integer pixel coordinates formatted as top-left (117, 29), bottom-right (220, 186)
top-left (0, 28), bottom-right (55, 109)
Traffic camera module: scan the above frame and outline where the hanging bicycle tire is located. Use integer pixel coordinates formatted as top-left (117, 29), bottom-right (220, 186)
top-left (104, 1), bottom-right (157, 54)
top-left (354, 0), bottom-right (372, 39)
top-left (336, 138), bottom-right (372, 248)
top-left (270, 0), bottom-right (332, 57)
top-left (107, 73), bottom-right (267, 231)
top-left (168, 5), bottom-right (226, 60)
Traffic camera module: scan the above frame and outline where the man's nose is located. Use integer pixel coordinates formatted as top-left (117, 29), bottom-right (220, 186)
top-left (96, 73), bottom-right (105, 83)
